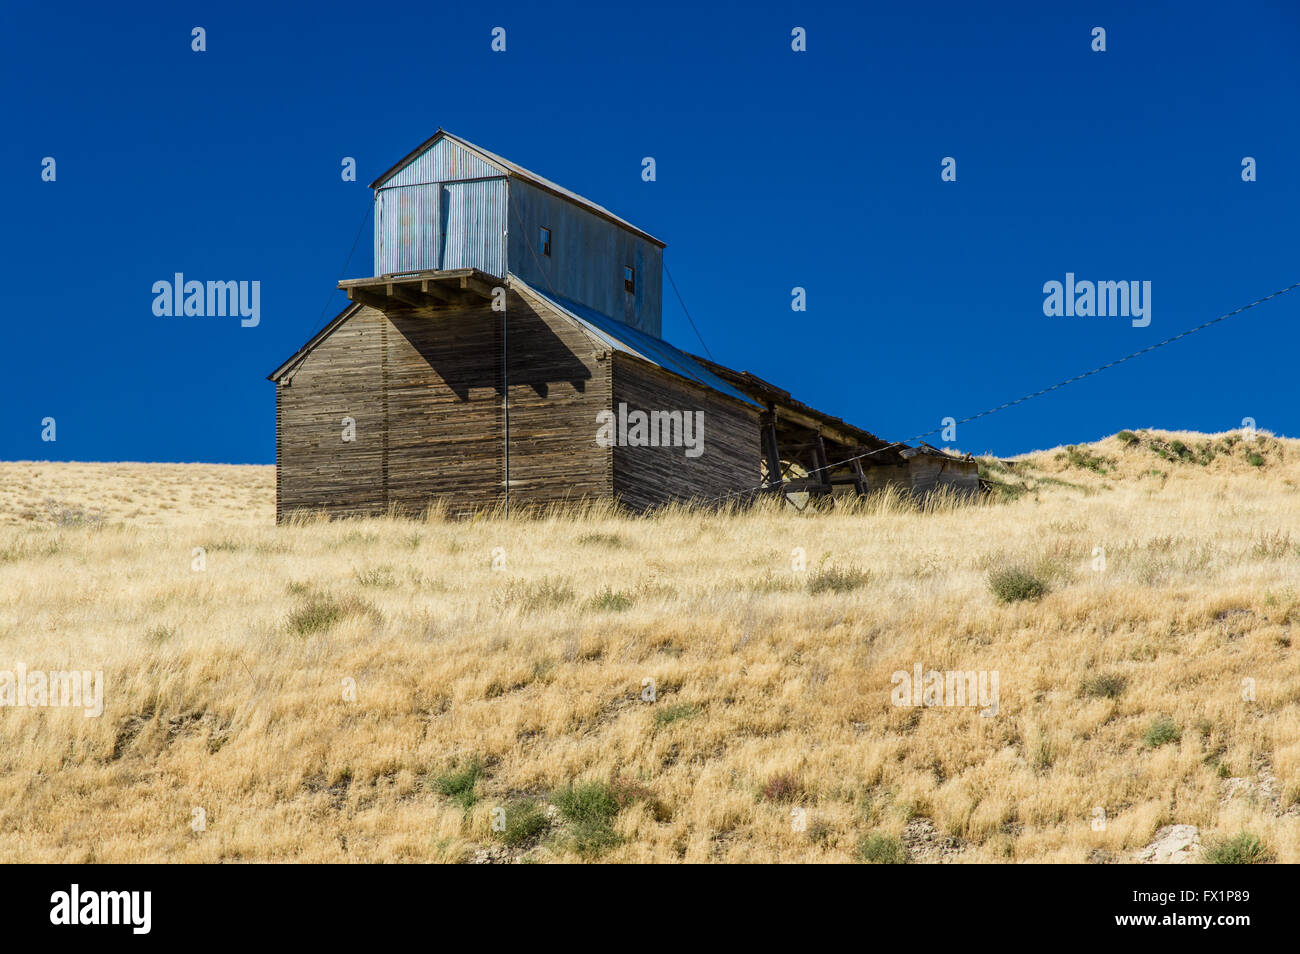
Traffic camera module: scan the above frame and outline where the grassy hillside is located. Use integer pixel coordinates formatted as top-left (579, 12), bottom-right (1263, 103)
top-left (0, 430), bottom-right (1297, 863)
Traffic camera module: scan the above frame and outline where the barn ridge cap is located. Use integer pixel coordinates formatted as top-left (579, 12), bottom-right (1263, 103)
top-left (367, 129), bottom-right (666, 248)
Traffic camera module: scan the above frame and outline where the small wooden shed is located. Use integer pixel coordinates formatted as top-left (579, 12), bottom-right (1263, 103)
top-left (899, 444), bottom-right (982, 498)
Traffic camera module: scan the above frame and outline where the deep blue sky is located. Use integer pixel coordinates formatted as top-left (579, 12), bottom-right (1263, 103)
top-left (4, 0), bottom-right (1298, 463)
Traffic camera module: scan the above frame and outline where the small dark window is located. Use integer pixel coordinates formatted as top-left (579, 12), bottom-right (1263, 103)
top-left (624, 265), bottom-right (635, 294)
top-left (538, 226), bottom-right (551, 257)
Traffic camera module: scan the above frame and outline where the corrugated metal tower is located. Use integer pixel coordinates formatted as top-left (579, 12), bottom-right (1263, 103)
top-left (369, 130), bottom-right (665, 337)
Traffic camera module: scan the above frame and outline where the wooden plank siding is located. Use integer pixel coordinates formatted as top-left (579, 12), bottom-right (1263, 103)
top-left (610, 355), bottom-right (761, 512)
top-left (383, 301), bottom-right (505, 514)
top-left (277, 309), bottom-right (387, 519)
top-left (502, 291), bottom-right (613, 508)
top-left (276, 290), bottom-right (616, 521)
top-left (903, 455), bottom-right (982, 498)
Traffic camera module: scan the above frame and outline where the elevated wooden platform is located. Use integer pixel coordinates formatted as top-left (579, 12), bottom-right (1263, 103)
top-left (338, 268), bottom-right (501, 311)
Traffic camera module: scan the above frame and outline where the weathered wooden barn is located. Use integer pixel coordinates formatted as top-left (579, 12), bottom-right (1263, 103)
top-left (268, 131), bottom-right (977, 520)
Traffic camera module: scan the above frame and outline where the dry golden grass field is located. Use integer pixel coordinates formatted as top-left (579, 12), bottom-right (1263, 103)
top-left (0, 429), bottom-right (1297, 863)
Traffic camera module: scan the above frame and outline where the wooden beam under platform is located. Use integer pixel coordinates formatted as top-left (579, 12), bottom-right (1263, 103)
top-left (339, 268), bottom-right (503, 312)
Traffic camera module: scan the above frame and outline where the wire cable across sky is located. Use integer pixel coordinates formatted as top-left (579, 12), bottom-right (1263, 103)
top-left (698, 278), bottom-right (1300, 506)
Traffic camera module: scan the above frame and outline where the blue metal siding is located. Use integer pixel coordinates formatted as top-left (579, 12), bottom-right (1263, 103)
top-left (507, 180), bottom-right (662, 338)
top-left (379, 137), bottom-right (501, 188)
top-left (372, 135), bottom-right (656, 319)
top-left (375, 178), bottom-right (506, 276)
top-left (439, 179), bottom-right (506, 276)
top-left (376, 185), bottom-right (440, 274)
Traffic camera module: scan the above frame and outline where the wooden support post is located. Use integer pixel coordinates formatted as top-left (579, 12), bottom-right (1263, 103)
top-left (849, 454), bottom-right (868, 495)
top-left (813, 436), bottom-right (833, 496)
top-left (760, 414), bottom-right (784, 490)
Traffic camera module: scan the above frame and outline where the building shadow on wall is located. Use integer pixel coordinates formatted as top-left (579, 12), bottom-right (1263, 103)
top-left (388, 304), bottom-right (592, 402)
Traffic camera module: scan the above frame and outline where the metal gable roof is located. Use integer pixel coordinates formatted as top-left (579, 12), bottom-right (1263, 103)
top-left (369, 130), bottom-right (665, 247)
top-left (517, 280), bottom-right (762, 410)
